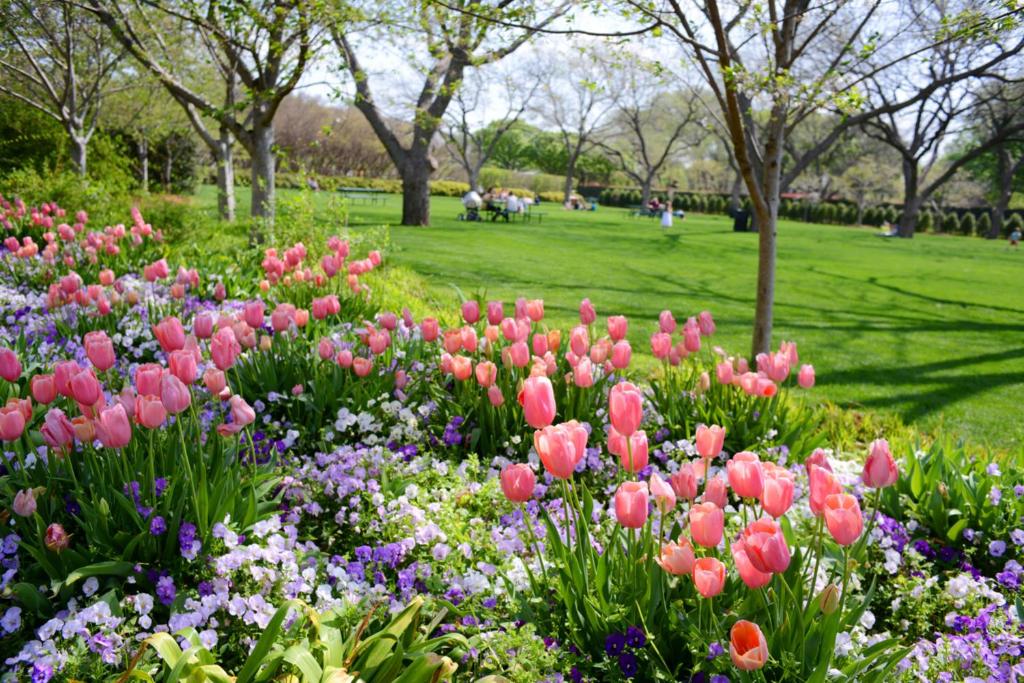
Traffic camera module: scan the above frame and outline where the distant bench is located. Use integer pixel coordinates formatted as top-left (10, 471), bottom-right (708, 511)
top-left (338, 187), bottom-right (388, 206)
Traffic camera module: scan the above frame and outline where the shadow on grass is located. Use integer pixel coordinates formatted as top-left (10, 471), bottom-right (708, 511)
top-left (820, 347), bottom-right (1024, 423)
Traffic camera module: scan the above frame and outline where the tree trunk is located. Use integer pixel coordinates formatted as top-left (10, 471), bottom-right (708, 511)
top-left (751, 107), bottom-right (785, 358)
top-left (855, 196), bottom-right (865, 225)
top-left (467, 166), bottom-right (480, 194)
top-left (990, 148), bottom-right (1013, 239)
top-left (897, 157), bottom-right (920, 238)
top-left (163, 147), bottom-right (173, 192)
top-left (400, 156), bottom-right (432, 226)
top-left (139, 137), bottom-right (149, 192)
top-left (215, 125), bottom-right (236, 222)
top-left (729, 171), bottom-right (742, 214)
top-left (563, 152), bottom-right (578, 203)
top-left (69, 135), bottom-right (87, 177)
top-left (640, 180), bottom-right (653, 208)
top-left (249, 117), bottom-right (276, 243)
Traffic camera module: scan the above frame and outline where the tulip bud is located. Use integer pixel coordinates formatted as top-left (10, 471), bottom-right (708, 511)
top-left (820, 584), bottom-right (840, 615)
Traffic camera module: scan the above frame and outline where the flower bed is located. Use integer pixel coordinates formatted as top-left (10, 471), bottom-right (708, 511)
top-left (0, 194), bottom-right (1020, 682)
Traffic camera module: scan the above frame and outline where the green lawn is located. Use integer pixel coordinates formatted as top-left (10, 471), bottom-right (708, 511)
top-left (190, 186), bottom-right (1024, 448)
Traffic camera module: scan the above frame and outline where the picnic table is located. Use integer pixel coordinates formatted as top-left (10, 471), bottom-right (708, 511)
top-left (338, 187), bottom-right (388, 206)
top-left (629, 205), bottom-right (660, 218)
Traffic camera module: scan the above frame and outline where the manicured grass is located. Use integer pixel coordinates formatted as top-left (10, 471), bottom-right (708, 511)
top-left (190, 185), bottom-right (1024, 448)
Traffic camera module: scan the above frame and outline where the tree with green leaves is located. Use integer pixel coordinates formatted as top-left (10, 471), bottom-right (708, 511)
top-left (84, 0), bottom-right (320, 232)
top-left (0, 0), bottom-right (125, 176)
top-left (331, 0), bottom-right (568, 226)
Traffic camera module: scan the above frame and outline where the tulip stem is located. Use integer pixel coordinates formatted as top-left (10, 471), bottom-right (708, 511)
top-left (803, 516), bottom-right (824, 611)
top-left (520, 502), bottom-right (548, 582)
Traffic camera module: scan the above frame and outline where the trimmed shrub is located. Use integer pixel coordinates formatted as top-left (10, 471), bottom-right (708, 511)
top-left (977, 212), bottom-right (991, 236)
top-left (918, 211), bottom-right (933, 232)
top-left (1006, 213), bottom-right (1024, 237)
top-left (942, 212), bottom-right (961, 234)
top-left (960, 212), bottom-right (976, 236)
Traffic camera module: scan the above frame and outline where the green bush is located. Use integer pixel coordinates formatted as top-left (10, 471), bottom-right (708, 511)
top-left (942, 212), bottom-right (961, 234)
top-left (1006, 213), bottom-right (1024, 237)
top-left (977, 211), bottom-right (991, 236)
top-left (884, 206), bottom-right (899, 223)
top-left (918, 211), bottom-right (933, 232)
top-left (960, 212), bottom-right (976, 236)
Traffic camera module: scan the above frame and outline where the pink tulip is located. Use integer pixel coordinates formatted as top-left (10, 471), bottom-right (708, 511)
top-left (692, 557), bottom-right (726, 598)
top-left (134, 363), bottom-right (163, 396)
top-left (809, 464), bottom-right (842, 516)
top-left (44, 523), bottom-right (70, 553)
top-left (824, 493), bottom-right (863, 546)
top-left (658, 309), bottom-right (677, 334)
top-left (683, 327), bottom-right (701, 353)
top-left (518, 376), bottom-right (556, 429)
top-left (270, 305), bottom-right (294, 332)
top-left (153, 316), bottom-right (186, 353)
top-left (698, 310), bottom-right (715, 336)
top-left (670, 462), bottom-right (699, 500)
top-left (168, 350), bottom-right (198, 384)
top-left (194, 312), bottom-right (215, 339)
top-left (607, 315), bottom-right (627, 341)
top-left (461, 300), bottom-right (480, 324)
top-left (608, 382), bottom-right (642, 436)
top-left (650, 474), bottom-right (676, 511)
top-left (475, 360), bottom-right (497, 387)
top-left (12, 489), bottom-right (36, 517)
top-left (229, 395), bottom-right (255, 428)
top-left (716, 361), bottom-right (734, 385)
top-left (160, 374), bottom-right (191, 414)
top-left (805, 448), bottom-right (832, 475)
top-left (756, 377), bottom-right (777, 397)
top-left (589, 338), bottom-right (611, 364)
top-left (211, 327), bottom-right (241, 370)
top-left (243, 300), bottom-right (265, 329)
top-left (862, 438), bottom-right (898, 488)
top-left (798, 364), bottom-right (815, 388)
top-left (731, 539), bottom-right (773, 589)
top-left (500, 463), bottom-right (536, 502)
top-left (614, 481), bottom-right (649, 528)
top-left (30, 374), bottom-right (56, 404)
top-left (610, 340), bottom-right (631, 369)
top-left (0, 407), bottom-right (25, 441)
top-left (336, 349), bottom-right (353, 368)
top-left (650, 332), bottom-right (672, 359)
top-left (695, 424), bottom-right (725, 459)
top-left (760, 463), bottom-right (795, 517)
top-left (70, 368), bottom-right (102, 406)
top-left (579, 298), bottom-right (596, 325)
top-left (531, 333), bottom-right (548, 357)
top-left (569, 325), bottom-right (589, 357)
top-left (486, 301), bottom-right (504, 325)
top-left (0, 348), bottom-right (21, 382)
top-left (611, 429), bottom-right (648, 473)
top-left (526, 299), bottom-right (544, 322)
top-left (656, 538), bottom-right (695, 575)
top-left (487, 384), bottom-right (504, 407)
top-left (451, 355), bottom-right (473, 381)
top-left (689, 502), bottom-right (724, 548)
top-left (353, 357), bottom-right (373, 377)
top-left (703, 475), bottom-right (728, 508)
top-left (135, 394), bottom-right (167, 429)
top-left (572, 357), bottom-right (594, 387)
top-left (727, 451), bottom-right (764, 499)
top-left (534, 424), bottom-right (578, 479)
top-left (730, 621), bottom-right (768, 671)
top-left (742, 517), bottom-right (791, 573)
top-left (318, 338), bottom-right (335, 360)
top-left (41, 408), bottom-right (75, 450)
top-left (95, 403), bottom-right (131, 448)
top-left (84, 331), bottom-right (116, 370)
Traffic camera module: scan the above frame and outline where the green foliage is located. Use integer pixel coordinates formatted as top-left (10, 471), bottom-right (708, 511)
top-left (918, 211), bottom-right (933, 232)
top-left (959, 212), bottom-right (977, 236)
top-left (0, 168), bottom-right (133, 227)
top-left (942, 212), bottom-right (961, 234)
top-left (977, 211), bottom-right (991, 236)
top-left (0, 99), bottom-right (66, 175)
top-left (126, 597), bottom-right (463, 682)
top-left (1006, 212), bottom-right (1024, 237)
